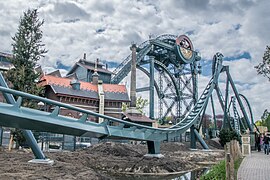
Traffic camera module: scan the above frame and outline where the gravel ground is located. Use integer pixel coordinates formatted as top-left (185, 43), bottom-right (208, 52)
top-left (0, 141), bottom-right (224, 179)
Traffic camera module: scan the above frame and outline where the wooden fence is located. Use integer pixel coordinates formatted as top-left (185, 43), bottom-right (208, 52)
top-left (225, 140), bottom-right (242, 180)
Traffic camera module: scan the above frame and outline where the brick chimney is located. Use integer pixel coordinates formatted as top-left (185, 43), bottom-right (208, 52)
top-left (92, 58), bottom-right (99, 85)
top-left (130, 43), bottom-right (137, 107)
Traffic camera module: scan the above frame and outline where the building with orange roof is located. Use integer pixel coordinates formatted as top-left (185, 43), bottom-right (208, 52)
top-left (39, 58), bottom-right (130, 122)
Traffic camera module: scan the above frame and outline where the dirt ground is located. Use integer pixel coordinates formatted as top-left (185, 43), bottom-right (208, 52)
top-left (0, 140), bottom-right (224, 180)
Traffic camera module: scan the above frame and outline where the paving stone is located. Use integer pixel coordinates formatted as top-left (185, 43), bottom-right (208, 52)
top-left (238, 151), bottom-right (270, 180)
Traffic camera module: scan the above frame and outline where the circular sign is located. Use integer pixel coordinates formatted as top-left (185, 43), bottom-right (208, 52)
top-left (175, 35), bottom-right (194, 64)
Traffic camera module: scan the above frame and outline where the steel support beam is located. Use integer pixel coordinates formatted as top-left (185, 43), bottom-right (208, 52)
top-left (194, 129), bottom-right (209, 149)
top-left (223, 74), bottom-right (230, 128)
top-left (136, 87), bottom-right (150, 92)
top-left (0, 72), bottom-right (45, 159)
top-left (146, 141), bottom-right (161, 154)
top-left (225, 67), bottom-right (253, 131)
top-left (190, 125), bottom-right (196, 149)
top-left (210, 95), bottom-right (217, 130)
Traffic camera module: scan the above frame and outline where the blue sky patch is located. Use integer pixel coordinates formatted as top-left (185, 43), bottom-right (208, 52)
top-left (223, 51), bottom-right (251, 61)
top-left (56, 61), bottom-right (71, 70)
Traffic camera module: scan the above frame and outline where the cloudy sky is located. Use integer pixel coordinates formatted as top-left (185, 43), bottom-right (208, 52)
top-left (0, 0), bottom-right (269, 121)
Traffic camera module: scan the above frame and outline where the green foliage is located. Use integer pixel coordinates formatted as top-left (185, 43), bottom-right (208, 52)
top-left (201, 160), bottom-right (226, 180)
top-left (234, 157), bottom-right (243, 178)
top-left (6, 9), bottom-right (46, 100)
top-left (6, 9), bottom-right (47, 146)
top-left (219, 128), bottom-right (241, 147)
top-left (255, 109), bottom-right (270, 130)
top-left (122, 102), bottom-right (127, 112)
top-left (255, 46), bottom-right (270, 81)
top-left (136, 96), bottom-right (149, 114)
top-left (122, 96), bottom-right (149, 114)
top-left (201, 158), bottom-right (243, 180)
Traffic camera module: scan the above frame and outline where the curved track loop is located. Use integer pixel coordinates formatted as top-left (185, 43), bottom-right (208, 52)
top-left (111, 34), bottom-right (178, 84)
top-left (0, 53), bottom-right (224, 142)
top-left (111, 45), bottom-right (152, 84)
top-left (111, 34), bottom-right (195, 121)
top-left (230, 94), bottom-right (255, 133)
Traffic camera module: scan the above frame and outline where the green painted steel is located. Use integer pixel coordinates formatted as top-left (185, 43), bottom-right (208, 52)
top-left (0, 73), bottom-right (46, 159)
top-left (0, 55), bottom-right (222, 139)
top-left (111, 34), bottom-right (198, 122)
top-left (0, 51), bottom-right (254, 154)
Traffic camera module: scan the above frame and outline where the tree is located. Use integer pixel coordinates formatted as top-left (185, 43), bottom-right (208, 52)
top-left (255, 109), bottom-right (270, 131)
top-left (135, 96), bottom-right (149, 114)
top-left (6, 9), bottom-right (46, 99)
top-left (255, 46), bottom-right (270, 81)
top-left (6, 9), bottom-right (47, 147)
top-left (122, 96), bottom-right (149, 114)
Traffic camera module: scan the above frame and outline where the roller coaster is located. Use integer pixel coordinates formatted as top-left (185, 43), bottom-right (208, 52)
top-left (0, 34), bottom-right (254, 160)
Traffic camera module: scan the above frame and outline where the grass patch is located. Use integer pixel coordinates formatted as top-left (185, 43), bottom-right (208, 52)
top-left (201, 157), bottom-right (244, 180)
top-left (234, 157), bottom-right (243, 179)
top-left (201, 160), bottom-right (226, 180)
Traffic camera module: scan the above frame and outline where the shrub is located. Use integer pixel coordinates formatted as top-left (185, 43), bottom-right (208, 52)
top-left (219, 128), bottom-right (241, 147)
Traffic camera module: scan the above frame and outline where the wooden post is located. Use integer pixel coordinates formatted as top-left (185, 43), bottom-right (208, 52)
top-left (225, 142), bottom-right (235, 180)
top-left (230, 140), bottom-right (234, 162)
top-left (226, 152), bottom-right (231, 180)
top-left (8, 134), bottom-right (14, 151)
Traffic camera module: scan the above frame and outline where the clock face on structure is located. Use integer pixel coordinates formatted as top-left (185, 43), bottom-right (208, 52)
top-left (175, 35), bottom-right (194, 64)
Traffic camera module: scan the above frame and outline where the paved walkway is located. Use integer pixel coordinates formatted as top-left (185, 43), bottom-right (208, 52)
top-left (237, 151), bottom-right (270, 180)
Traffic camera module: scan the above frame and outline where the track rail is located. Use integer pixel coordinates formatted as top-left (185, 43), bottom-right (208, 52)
top-left (0, 59), bottom-right (222, 142)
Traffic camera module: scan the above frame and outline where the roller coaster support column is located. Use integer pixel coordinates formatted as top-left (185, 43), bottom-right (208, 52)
top-left (223, 73), bottom-right (230, 128)
top-left (210, 95), bottom-right (218, 135)
top-left (149, 56), bottom-right (155, 119)
top-left (0, 73), bottom-right (46, 159)
top-left (190, 125), bottom-right (196, 149)
top-left (145, 141), bottom-right (163, 158)
top-left (191, 121), bottom-right (209, 149)
top-left (225, 66), bottom-right (253, 131)
top-left (194, 129), bottom-right (209, 149)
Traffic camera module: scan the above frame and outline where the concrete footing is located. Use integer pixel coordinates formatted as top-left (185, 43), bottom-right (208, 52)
top-left (144, 153), bottom-right (164, 158)
top-left (28, 158), bottom-right (54, 165)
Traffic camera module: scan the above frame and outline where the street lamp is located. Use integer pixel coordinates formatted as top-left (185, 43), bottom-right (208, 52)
top-left (37, 101), bottom-right (45, 150)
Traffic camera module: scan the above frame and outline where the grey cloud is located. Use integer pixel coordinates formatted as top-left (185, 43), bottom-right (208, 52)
top-left (41, 2), bottom-right (90, 22)
top-left (0, 0), bottom-right (270, 120)
top-left (89, 1), bottom-right (115, 14)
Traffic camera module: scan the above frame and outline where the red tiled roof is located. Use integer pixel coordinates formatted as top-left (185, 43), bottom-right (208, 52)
top-left (40, 75), bottom-right (98, 92)
top-left (103, 84), bottom-right (127, 93)
top-left (39, 75), bottom-right (127, 94)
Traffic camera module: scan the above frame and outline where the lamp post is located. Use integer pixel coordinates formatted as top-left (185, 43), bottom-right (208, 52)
top-left (37, 101), bottom-right (45, 150)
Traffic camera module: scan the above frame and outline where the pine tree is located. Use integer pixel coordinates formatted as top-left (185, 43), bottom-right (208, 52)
top-left (6, 9), bottom-right (47, 147)
top-left (6, 9), bottom-right (47, 100)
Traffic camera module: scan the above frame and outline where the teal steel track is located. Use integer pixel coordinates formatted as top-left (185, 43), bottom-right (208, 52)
top-left (0, 52), bottom-right (253, 155)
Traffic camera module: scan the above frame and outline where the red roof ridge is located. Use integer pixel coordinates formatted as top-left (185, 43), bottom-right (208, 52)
top-left (40, 75), bottom-right (127, 94)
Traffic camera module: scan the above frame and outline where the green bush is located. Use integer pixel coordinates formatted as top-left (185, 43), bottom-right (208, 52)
top-left (201, 160), bottom-right (226, 180)
top-left (219, 128), bottom-right (241, 147)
